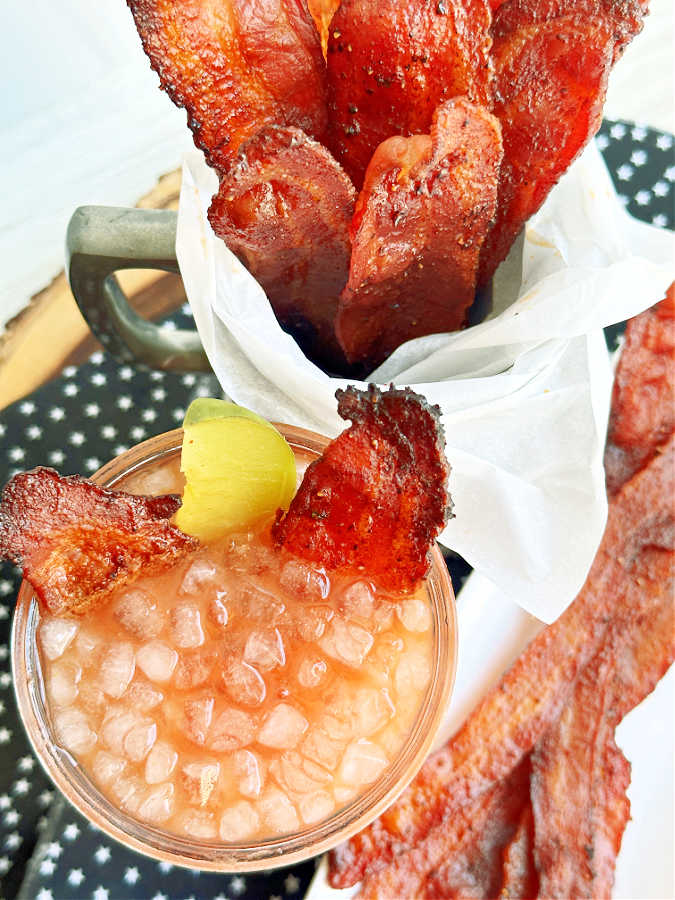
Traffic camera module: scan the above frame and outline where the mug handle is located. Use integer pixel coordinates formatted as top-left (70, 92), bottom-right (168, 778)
top-left (66, 205), bottom-right (211, 372)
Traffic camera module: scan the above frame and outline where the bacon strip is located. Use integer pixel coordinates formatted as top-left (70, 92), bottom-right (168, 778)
top-left (478, 0), bottom-right (645, 284)
top-left (127, 0), bottom-right (327, 173)
top-left (324, 0), bottom-right (493, 188)
top-left (336, 98), bottom-right (502, 370)
top-left (0, 467), bottom-right (197, 616)
top-left (605, 285), bottom-right (675, 496)
top-left (499, 806), bottom-right (538, 900)
top-left (357, 760), bottom-right (529, 899)
top-left (208, 125), bottom-right (356, 372)
top-left (273, 385), bottom-right (452, 593)
top-left (328, 438), bottom-right (675, 887)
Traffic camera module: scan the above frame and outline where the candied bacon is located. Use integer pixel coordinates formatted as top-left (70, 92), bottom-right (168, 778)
top-left (499, 806), bottom-right (538, 899)
top-left (531, 572), bottom-right (674, 899)
top-left (328, 438), bottom-right (675, 888)
top-left (127, 0), bottom-right (327, 173)
top-left (605, 285), bottom-right (675, 496)
top-left (208, 125), bottom-right (356, 372)
top-left (306, 0), bottom-right (340, 55)
top-left (272, 385), bottom-right (452, 593)
top-left (477, 0), bottom-right (644, 284)
top-left (336, 98), bottom-right (503, 370)
top-left (0, 467), bottom-right (197, 616)
top-left (324, 0), bottom-right (493, 188)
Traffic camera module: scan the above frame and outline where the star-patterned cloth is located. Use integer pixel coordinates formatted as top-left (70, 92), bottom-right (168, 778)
top-left (0, 121), bottom-right (672, 900)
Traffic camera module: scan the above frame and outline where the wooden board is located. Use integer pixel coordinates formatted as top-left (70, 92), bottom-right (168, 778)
top-left (0, 170), bottom-right (186, 412)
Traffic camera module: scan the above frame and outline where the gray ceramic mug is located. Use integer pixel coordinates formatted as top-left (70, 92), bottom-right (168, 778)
top-left (67, 205), bottom-right (523, 373)
top-left (66, 206), bottom-right (210, 372)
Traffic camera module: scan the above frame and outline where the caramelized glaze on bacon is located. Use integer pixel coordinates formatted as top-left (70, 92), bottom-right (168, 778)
top-left (273, 385), bottom-right (452, 593)
top-left (605, 285), bottom-right (675, 496)
top-left (0, 468), bottom-right (197, 616)
top-left (478, 0), bottom-right (645, 284)
top-left (208, 125), bottom-right (356, 372)
top-left (127, 0), bottom-right (327, 172)
top-left (336, 98), bottom-right (502, 370)
top-left (324, 0), bottom-right (493, 188)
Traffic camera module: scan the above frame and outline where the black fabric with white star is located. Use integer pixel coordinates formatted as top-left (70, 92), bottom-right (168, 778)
top-left (0, 121), bottom-right (671, 900)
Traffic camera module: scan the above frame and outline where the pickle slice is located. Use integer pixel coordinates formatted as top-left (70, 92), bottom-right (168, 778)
top-left (175, 401), bottom-right (296, 541)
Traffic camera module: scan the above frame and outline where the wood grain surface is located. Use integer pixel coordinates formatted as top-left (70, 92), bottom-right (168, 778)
top-left (0, 170), bottom-right (186, 411)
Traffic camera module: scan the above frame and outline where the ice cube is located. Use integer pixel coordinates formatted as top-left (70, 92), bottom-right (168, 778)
top-left (92, 750), bottom-right (127, 786)
top-left (301, 729), bottom-right (344, 771)
top-left (339, 740), bottom-right (388, 786)
top-left (280, 559), bottom-right (329, 602)
top-left (182, 697), bottom-right (215, 746)
top-left (244, 628), bottom-right (285, 671)
top-left (319, 618), bottom-right (373, 668)
top-left (180, 553), bottom-right (226, 594)
top-left (209, 708), bottom-right (255, 752)
top-left (39, 617), bottom-right (78, 660)
top-left (136, 640), bottom-right (178, 683)
top-left (297, 656), bottom-right (327, 689)
top-left (99, 642), bottom-right (135, 698)
top-left (341, 581), bottom-right (375, 620)
top-left (295, 606), bottom-right (333, 642)
top-left (351, 687), bottom-right (395, 737)
top-left (124, 720), bottom-right (157, 762)
top-left (145, 741), bottom-right (178, 785)
top-left (112, 588), bottom-right (164, 640)
top-left (259, 787), bottom-right (300, 835)
top-left (126, 680), bottom-right (164, 712)
top-left (74, 627), bottom-right (102, 662)
top-left (78, 683), bottom-right (106, 719)
top-left (219, 801), bottom-right (260, 842)
top-left (177, 809), bottom-right (217, 840)
top-left (101, 707), bottom-right (141, 755)
top-left (207, 594), bottom-right (229, 629)
top-left (226, 533), bottom-right (275, 575)
top-left (271, 752), bottom-right (331, 795)
top-left (181, 761), bottom-right (220, 806)
top-left (174, 647), bottom-right (216, 690)
top-left (47, 660), bottom-right (82, 707)
top-left (230, 582), bottom-right (285, 622)
top-left (394, 648), bottom-right (431, 697)
top-left (126, 463), bottom-right (178, 496)
top-left (299, 791), bottom-right (334, 826)
top-left (169, 604), bottom-right (204, 649)
top-left (111, 776), bottom-right (146, 815)
top-left (396, 596), bottom-right (432, 633)
top-left (138, 783), bottom-right (175, 825)
top-left (257, 703), bottom-right (308, 750)
top-left (233, 750), bottom-right (264, 799)
top-left (54, 707), bottom-right (97, 755)
top-left (220, 659), bottom-right (266, 707)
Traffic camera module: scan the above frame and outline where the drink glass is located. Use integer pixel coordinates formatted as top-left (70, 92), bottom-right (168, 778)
top-left (12, 425), bottom-right (457, 871)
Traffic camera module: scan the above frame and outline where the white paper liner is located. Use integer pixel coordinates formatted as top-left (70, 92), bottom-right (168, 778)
top-left (176, 140), bottom-right (673, 623)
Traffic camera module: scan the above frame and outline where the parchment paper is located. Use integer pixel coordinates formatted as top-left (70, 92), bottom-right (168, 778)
top-left (176, 141), bottom-right (673, 623)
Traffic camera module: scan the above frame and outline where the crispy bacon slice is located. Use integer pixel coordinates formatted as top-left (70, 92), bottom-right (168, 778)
top-left (356, 760), bottom-right (529, 900)
top-left (208, 125), bottom-right (356, 372)
top-left (336, 98), bottom-right (502, 370)
top-left (531, 569), bottom-right (674, 899)
top-left (324, 0), bottom-right (493, 188)
top-left (329, 438), bottom-right (675, 887)
top-left (605, 285), bottom-right (675, 496)
top-left (127, 0), bottom-right (327, 173)
top-left (0, 467), bottom-right (197, 616)
top-left (273, 385), bottom-right (452, 593)
top-left (478, 0), bottom-right (644, 284)
top-left (499, 805), bottom-right (538, 900)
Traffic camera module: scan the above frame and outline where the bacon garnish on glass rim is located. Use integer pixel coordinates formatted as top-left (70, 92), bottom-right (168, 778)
top-left (208, 124), bottom-right (356, 373)
top-left (336, 98), bottom-right (502, 370)
top-left (273, 384), bottom-right (452, 594)
top-left (126, 0), bottom-right (327, 173)
top-left (0, 467), bottom-right (197, 616)
top-left (324, 0), bottom-right (493, 188)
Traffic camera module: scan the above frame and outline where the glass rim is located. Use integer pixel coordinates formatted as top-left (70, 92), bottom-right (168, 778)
top-left (11, 424), bottom-right (457, 872)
